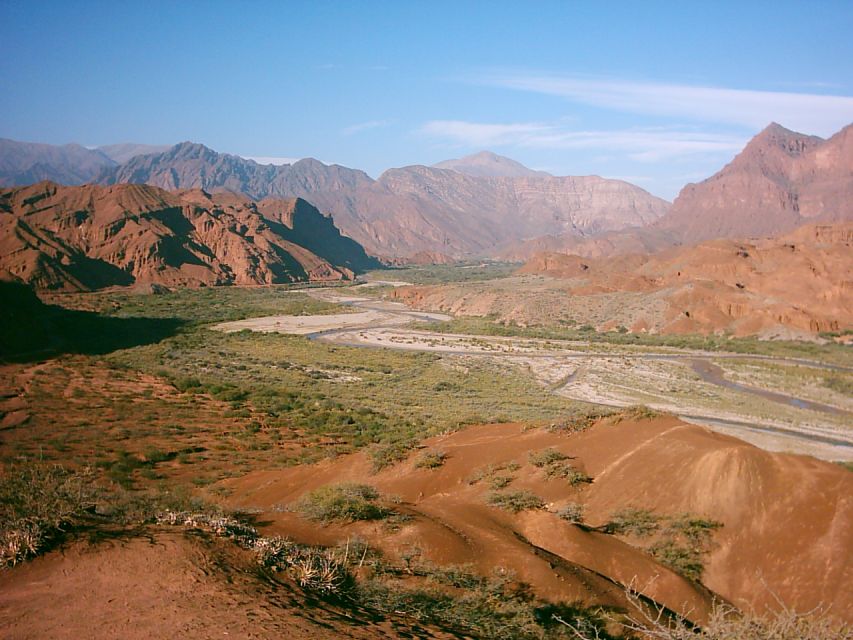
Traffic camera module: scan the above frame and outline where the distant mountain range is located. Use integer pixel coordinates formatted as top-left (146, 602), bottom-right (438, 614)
top-left (0, 139), bottom-right (671, 258)
top-left (1, 122), bottom-right (851, 262)
top-left (0, 182), bottom-right (378, 291)
top-left (92, 144), bottom-right (669, 258)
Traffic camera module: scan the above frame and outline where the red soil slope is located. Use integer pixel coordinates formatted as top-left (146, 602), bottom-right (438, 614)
top-left (0, 531), bottom-right (454, 639)
top-left (221, 416), bottom-right (853, 622)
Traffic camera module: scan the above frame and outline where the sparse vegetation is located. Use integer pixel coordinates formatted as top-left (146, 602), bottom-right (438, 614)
top-left (605, 507), bottom-right (662, 537)
top-left (823, 373), bottom-right (853, 397)
top-left (558, 587), bottom-right (852, 639)
top-left (528, 447), bottom-right (592, 485)
top-left (295, 483), bottom-right (390, 523)
top-left (603, 509), bottom-right (723, 581)
top-left (528, 447), bottom-right (569, 467)
top-left (555, 503), bottom-right (585, 525)
top-left (415, 449), bottom-right (448, 469)
top-left (0, 465), bottom-right (98, 566)
top-left (429, 314), bottom-right (853, 367)
top-left (487, 490), bottom-right (546, 513)
top-left (468, 461), bottom-right (521, 485)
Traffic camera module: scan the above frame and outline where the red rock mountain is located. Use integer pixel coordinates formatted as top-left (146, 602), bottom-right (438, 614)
top-left (94, 143), bottom-right (670, 258)
top-left (657, 122), bottom-right (853, 243)
top-left (0, 182), bottom-right (378, 291)
top-left (397, 222), bottom-right (853, 336)
top-left (517, 222), bottom-right (853, 335)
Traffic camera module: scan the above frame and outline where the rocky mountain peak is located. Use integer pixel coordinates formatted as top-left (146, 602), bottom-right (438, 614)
top-left (433, 151), bottom-right (549, 178)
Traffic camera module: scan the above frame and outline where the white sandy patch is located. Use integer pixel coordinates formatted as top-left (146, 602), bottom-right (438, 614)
top-left (213, 310), bottom-right (403, 335)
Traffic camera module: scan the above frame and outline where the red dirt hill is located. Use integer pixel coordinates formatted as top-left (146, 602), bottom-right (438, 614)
top-left (220, 415), bottom-right (853, 622)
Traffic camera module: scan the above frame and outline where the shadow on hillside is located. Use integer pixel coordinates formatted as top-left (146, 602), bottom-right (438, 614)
top-left (0, 281), bottom-right (184, 363)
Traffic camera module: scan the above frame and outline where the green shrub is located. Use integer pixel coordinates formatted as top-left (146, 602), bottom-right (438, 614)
top-left (487, 490), bottom-right (545, 513)
top-left (414, 450), bottom-right (447, 469)
top-left (605, 507), bottom-right (661, 537)
top-left (555, 503), bottom-right (585, 524)
top-left (295, 483), bottom-right (389, 522)
top-left (528, 447), bottom-right (569, 468)
top-left (648, 539), bottom-right (705, 581)
top-left (543, 461), bottom-right (593, 485)
top-left (468, 461), bottom-right (520, 485)
top-left (369, 441), bottom-right (416, 472)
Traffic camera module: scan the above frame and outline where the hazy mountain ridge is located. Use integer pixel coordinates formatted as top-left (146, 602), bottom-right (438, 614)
top-left (94, 142), bottom-right (670, 258)
top-left (0, 139), bottom-right (116, 187)
top-left (96, 143), bottom-right (172, 164)
top-left (0, 181), bottom-right (378, 291)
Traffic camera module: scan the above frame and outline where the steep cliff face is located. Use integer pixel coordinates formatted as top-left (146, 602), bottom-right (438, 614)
top-left (657, 123), bottom-right (853, 242)
top-left (0, 182), bottom-right (377, 291)
top-left (96, 142), bottom-right (670, 258)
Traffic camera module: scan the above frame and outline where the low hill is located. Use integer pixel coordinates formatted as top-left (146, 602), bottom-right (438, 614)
top-left (221, 414), bottom-right (853, 621)
top-left (0, 182), bottom-right (378, 291)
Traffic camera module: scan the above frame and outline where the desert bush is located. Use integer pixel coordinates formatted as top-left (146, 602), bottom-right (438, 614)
top-left (611, 405), bottom-right (664, 422)
top-left (648, 539), bottom-right (705, 582)
top-left (489, 474), bottom-right (514, 489)
top-left (556, 503), bottom-right (585, 524)
top-left (823, 373), bottom-right (853, 396)
top-left (487, 490), bottom-right (545, 513)
top-left (544, 461), bottom-right (593, 486)
top-left (468, 461), bottom-right (521, 485)
top-left (354, 565), bottom-right (606, 639)
top-left (369, 440), bottom-right (416, 472)
top-left (605, 507), bottom-right (661, 537)
top-left (295, 483), bottom-right (389, 522)
top-left (547, 408), bottom-right (614, 434)
top-left (557, 587), bottom-right (853, 639)
top-left (0, 465), bottom-right (98, 566)
top-left (528, 447), bottom-right (569, 467)
top-left (415, 449), bottom-right (447, 469)
top-left (254, 537), bottom-right (351, 594)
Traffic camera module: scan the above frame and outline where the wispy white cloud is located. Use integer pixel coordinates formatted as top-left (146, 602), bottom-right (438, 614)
top-left (475, 72), bottom-right (853, 135)
top-left (419, 120), bottom-right (552, 147)
top-left (342, 119), bottom-right (394, 136)
top-left (419, 120), bottom-right (747, 162)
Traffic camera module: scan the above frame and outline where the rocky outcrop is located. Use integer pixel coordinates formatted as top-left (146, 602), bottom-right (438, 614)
top-left (0, 182), bottom-right (378, 291)
top-left (397, 222), bottom-right (853, 337)
top-left (657, 122), bottom-right (853, 243)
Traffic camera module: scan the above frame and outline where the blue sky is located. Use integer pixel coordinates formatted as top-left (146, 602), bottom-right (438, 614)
top-left (2, 1), bottom-right (852, 199)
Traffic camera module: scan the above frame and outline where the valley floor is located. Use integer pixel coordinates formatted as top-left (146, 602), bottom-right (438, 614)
top-left (214, 283), bottom-right (853, 462)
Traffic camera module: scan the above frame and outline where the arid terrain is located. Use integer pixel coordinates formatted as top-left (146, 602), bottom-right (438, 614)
top-left (2, 272), bottom-right (852, 639)
top-left (393, 222), bottom-right (853, 338)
